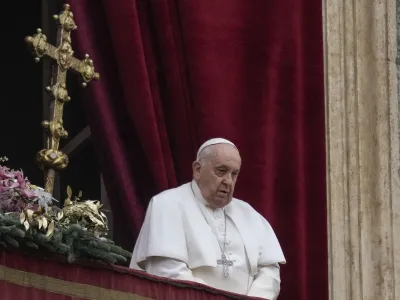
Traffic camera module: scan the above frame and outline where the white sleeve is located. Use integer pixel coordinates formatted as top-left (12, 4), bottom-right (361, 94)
top-left (145, 256), bottom-right (207, 285)
top-left (247, 263), bottom-right (281, 300)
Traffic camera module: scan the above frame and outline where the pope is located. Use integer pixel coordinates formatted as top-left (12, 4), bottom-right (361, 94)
top-left (130, 138), bottom-right (286, 300)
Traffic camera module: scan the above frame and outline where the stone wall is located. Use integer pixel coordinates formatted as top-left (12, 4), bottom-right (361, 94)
top-left (324, 0), bottom-right (400, 299)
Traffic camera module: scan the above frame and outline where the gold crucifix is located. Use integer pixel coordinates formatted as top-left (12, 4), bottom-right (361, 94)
top-left (25, 4), bottom-right (100, 195)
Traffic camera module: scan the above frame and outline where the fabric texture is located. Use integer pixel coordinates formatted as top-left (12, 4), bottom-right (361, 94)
top-left (0, 251), bottom-right (265, 300)
top-left (248, 264), bottom-right (281, 300)
top-left (132, 180), bottom-right (284, 298)
top-left (145, 257), bottom-right (207, 283)
top-left (131, 182), bottom-right (285, 273)
top-left (66, 0), bottom-right (327, 299)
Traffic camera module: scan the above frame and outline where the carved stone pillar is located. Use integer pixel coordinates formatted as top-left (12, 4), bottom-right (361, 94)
top-left (324, 0), bottom-right (400, 299)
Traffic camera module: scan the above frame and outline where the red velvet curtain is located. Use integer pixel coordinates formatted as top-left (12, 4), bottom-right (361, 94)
top-left (0, 251), bottom-right (263, 300)
top-left (66, 1), bottom-right (327, 299)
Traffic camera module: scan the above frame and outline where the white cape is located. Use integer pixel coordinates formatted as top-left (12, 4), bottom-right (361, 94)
top-left (131, 182), bottom-right (285, 272)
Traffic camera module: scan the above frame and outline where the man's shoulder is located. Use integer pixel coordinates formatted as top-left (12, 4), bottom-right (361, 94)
top-left (231, 197), bottom-right (260, 216)
top-left (151, 182), bottom-right (191, 205)
top-left (230, 197), bottom-right (271, 227)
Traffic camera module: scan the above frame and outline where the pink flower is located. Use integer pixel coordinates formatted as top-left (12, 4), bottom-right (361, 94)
top-left (16, 174), bottom-right (27, 189)
top-left (0, 163), bottom-right (50, 213)
top-left (1, 179), bottom-right (18, 189)
top-left (20, 188), bottom-right (35, 198)
top-left (0, 166), bottom-right (13, 179)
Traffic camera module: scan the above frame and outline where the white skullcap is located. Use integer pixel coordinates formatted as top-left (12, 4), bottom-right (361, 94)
top-left (196, 138), bottom-right (237, 160)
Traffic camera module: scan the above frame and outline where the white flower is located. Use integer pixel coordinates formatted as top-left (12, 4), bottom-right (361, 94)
top-left (32, 188), bottom-right (58, 212)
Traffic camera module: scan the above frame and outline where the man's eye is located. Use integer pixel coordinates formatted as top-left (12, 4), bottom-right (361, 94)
top-left (216, 169), bottom-right (226, 175)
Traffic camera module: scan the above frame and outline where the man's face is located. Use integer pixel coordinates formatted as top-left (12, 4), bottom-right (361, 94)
top-left (193, 144), bottom-right (241, 209)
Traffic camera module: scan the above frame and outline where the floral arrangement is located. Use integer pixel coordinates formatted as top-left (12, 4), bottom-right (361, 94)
top-left (0, 157), bottom-right (53, 213)
top-left (0, 156), bottom-right (131, 264)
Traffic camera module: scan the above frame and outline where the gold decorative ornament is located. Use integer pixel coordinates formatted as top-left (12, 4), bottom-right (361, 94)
top-left (46, 83), bottom-right (71, 103)
top-left (62, 186), bottom-right (108, 236)
top-left (25, 4), bottom-right (100, 194)
top-left (36, 149), bottom-right (69, 170)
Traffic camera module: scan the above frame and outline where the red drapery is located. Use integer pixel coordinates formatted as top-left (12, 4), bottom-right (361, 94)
top-left (66, 1), bottom-right (327, 299)
top-left (0, 251), bottom-right (263, 300)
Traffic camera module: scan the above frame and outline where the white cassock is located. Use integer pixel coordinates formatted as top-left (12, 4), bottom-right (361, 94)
top-left (130, 180), bottom-right (286, 300)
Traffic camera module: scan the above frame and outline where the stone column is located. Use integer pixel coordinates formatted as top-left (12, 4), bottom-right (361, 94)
top-left (324, 0), bottom-right (400, 299)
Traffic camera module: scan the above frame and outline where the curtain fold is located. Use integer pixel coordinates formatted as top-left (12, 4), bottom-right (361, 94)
top-left (0, 251), bottom-right (257, 300)
top-left (66, 1), bottom-right (327, 299)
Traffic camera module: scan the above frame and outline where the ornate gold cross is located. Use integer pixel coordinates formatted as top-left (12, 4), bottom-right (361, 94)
top-left (25, 4), bottom-right (100, 195)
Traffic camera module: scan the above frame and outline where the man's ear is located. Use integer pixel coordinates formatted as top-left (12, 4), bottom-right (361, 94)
top-left (192, 161), bottom-right (201, 180)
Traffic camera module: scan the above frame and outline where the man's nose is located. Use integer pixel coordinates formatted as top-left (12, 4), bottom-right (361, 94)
top-left (223, 173), bottom-right (233, 185)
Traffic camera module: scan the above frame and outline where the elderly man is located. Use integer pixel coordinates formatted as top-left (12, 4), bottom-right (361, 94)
top-left (130, 138), bottom-right (286, 300)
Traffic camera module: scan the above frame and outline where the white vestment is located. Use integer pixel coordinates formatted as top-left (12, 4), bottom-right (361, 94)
top-left (130, 181), bottom-right (286, 299)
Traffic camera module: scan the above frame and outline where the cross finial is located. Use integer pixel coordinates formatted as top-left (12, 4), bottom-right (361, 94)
top-left (25, 4), bottom-right (100, 195)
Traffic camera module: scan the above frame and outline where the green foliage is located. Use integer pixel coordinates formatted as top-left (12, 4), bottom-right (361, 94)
top-left (0, 213), bottom-right (131, 265)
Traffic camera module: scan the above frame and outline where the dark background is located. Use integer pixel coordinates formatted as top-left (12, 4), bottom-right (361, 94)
top-left (2, 1), bottom-right (101, 204)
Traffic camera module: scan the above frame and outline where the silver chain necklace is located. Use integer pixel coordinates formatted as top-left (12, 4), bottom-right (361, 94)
top-left (190, 183), bottom-right (233, 277)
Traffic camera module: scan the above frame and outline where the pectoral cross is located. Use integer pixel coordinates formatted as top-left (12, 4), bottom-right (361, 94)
top-left (217, 253), bottom-right (233, 277)
top-left (25, 4), bottom-right (99, 195)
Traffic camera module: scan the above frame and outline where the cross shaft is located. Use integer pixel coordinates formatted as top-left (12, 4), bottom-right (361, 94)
top-left (25, 4), bottom-right (99, 194)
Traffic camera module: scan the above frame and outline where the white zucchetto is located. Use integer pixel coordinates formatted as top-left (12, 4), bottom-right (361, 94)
top-left (196, 138), bottom-right (237, 160)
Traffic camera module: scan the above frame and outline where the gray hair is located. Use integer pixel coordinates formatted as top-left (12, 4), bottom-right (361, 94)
top-left (196, 145), bottom-right (217, 166)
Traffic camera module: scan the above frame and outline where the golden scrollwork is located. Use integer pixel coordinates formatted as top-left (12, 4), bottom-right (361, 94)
top-left (57, 40), bottom-right (74, 71)
top-left (25, 29), bottom-right (49, 62)
top-left (53, 4), bottom-right (77, 32)
top-left (42, 120), bottom-right (68, 140)
top-left (37, 149), bottom-right (69, 171)
top-left (46, 83), bottom-right (71, 103)
top-left (79, 54), bottom-right (101, 86)
top-left (26, 4), bottom-right (100, 194)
